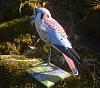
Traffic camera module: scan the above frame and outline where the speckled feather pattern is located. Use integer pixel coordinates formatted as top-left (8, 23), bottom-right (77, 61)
top-left (34, 7), bottom-right (80, 75)
top-left (44, 18), bottom-right (68, 39)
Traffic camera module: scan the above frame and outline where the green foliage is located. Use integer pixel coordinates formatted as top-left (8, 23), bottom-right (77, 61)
top-left (0, 34), bottom-right (33, 54)
top-left (0, 17), bottom-right (36, 54)
top-left (0, 17), bottom-right (33, 41)
top-left (0, 55), bottom-right (42, 88)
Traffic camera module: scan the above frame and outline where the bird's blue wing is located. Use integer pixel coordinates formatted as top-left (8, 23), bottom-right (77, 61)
top-left (46, 25), bottom-right (80, 64)
top-left (46, 24), bottom-right (72, 48)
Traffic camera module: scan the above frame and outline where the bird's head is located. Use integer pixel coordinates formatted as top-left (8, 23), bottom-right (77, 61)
top-left (34, 8), bottom-right (51, 21)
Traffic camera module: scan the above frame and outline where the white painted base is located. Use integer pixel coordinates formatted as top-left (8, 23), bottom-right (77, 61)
top-left (26, 63), bottom-right (71, 88)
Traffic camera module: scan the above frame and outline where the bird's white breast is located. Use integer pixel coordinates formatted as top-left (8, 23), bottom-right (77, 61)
top-left (34, 20), bottom-right (50, 43)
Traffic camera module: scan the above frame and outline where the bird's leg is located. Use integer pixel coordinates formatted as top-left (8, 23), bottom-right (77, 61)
top-left (47, 47), bottom-right (51, 66)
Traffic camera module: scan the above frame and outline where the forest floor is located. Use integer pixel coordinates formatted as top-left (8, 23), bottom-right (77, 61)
top-left (0, 46), bottom-right (100, 88)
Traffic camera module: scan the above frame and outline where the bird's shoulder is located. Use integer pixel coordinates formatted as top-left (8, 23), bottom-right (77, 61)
top-left (44, 18), bottom-right (68, 38)
top-left (44, 18), bottom-right (62, 29)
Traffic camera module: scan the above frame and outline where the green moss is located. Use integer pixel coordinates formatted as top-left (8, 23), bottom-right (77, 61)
top-left (0, 17), bottom-right (32, 32)
top-left (0, 16), bottom-right (36, 54)
top-left (0, 34), bottom-right (33, 54)
top-left (0, 55), bottom-right (42, 88)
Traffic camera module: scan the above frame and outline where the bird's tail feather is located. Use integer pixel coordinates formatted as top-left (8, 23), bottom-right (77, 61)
top-left (66, 48), bottom-right (80, 64)
top-left (69, 48), bottom-right (80, 59)
top-left (63, 54), bottom-right (78, 76)
top-left (53, 44), bottom-right (80, 64)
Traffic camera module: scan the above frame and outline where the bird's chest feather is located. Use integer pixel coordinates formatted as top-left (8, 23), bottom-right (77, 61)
top-left (35, 20), bottom-right (50, 43)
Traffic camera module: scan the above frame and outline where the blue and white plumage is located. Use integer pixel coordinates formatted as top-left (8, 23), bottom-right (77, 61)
top-left (33, 7), bottom-right (80, 75)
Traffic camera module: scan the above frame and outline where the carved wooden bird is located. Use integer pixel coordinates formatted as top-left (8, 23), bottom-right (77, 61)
top-left (33, 7), bottom-right (80, 76)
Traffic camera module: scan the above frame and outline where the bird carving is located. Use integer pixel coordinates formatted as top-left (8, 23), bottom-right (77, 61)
top-left (32, 7), bottom-right (80, 76)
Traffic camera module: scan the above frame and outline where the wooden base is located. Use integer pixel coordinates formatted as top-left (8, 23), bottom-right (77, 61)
top-left (26, 63), bottom-right (71, 88)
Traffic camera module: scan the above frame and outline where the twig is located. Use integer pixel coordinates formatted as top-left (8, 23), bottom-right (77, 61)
top-left (33, 38), bottom-right (40, 46)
